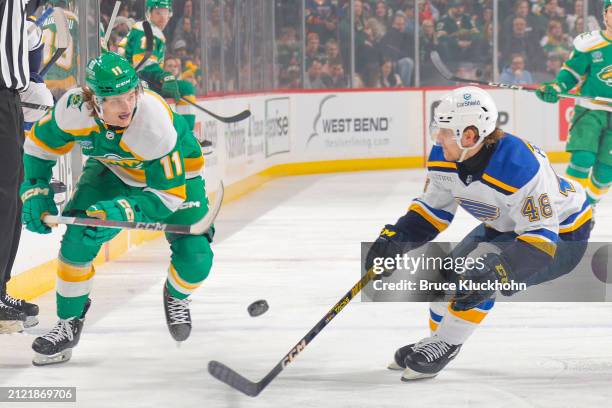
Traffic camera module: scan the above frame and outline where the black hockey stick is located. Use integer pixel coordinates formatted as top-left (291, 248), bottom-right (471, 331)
top-left (135, 21), bottom-right (154, 71)
top-left (208, 267), bottom-right (378, 397)
top-left (21, 102), bottom-right (53, 111)
top-left (43, 181), bottom-right (224, 235)
top-left (430, 50), bottom-right (612, 105)
top-left (39, 8), bottom-right (69, 77)
top-left (180, 97), bottom-right (251, 123)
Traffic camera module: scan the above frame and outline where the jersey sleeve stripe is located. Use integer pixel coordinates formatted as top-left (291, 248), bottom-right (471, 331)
top-left (119, 139), bottom-right (146, 161)
top-left (413, 199), bottom-right (455, 222)
top-left (63, 125), bottom-right (101, 137)
top-left (163, 184), bottom-right (187, 200)
top-left (481, 173), bottom-right (519, 195)
top-left (585, 41), bottom-right (609, 52)
top-left (27, 131), bottom-right (75, 155)
top-left (561, 64), bottom-right (582, 82)
top-left (184, 156), bottom-right (204, 173)
top-left (408, 202), bottom-right (451, 232)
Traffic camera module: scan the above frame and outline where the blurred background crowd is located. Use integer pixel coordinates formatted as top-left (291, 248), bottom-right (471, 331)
top-left (92, 0), bottom-right (604, 94)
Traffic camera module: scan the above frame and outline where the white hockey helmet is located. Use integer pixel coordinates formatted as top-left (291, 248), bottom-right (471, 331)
top-left (431, 86), bottom-right (498, 161)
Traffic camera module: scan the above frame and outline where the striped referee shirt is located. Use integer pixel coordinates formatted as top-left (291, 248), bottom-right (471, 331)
top-left (0, 0), bottom-right (29, 90)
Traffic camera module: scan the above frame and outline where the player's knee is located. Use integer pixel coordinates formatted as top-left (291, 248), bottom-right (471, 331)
top-left (60, 224), bottom-right (102, 264)
top-left (170, 236), bottom-right (214, 282)
top-left (571, 150), bottom-right (597, 169)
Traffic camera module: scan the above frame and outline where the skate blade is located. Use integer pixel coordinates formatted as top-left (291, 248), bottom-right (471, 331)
top-left (24, 316), bottom-right (39, 328)
top-left (401, 367), bottom-right (439, 381)
top-left (32, 349), bottom-right (73, 366)
top-left (387, 361), bottom-right (404, 371)
top-left (0, 320), bottom-right (24, 334)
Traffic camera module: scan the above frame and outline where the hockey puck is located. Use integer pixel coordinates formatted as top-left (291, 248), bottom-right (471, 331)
top-left (592, 244), bottom-right (611, 283)
top-left (248, 300), bottom-right (269, 317)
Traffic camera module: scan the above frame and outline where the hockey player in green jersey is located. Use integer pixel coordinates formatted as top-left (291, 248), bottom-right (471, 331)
top-left (119, 0), bottom-right (197, 130)
top-left (536, 0), bottom-right (612, 204)
top-left (40, 1), bottom-right (79, 98)
top-left (21, 52), bottom-right (212, 366)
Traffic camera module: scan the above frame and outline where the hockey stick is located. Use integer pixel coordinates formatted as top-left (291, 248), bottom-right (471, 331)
top-left (21, 102), bottom-right (53, 111)
top-left (135, 21), bottom-right (154, 71)
top-left (208, 267), bottom-right (378, 397)
top-left (102, 1), bottom-right (121, 51)
top-left (43, 181), bottom-right (224, 235)
top-left (39, 8), bottom-right (69, 77)
top-left (29, 7), bottom-right (54, 33)
top-left (430, 51), bottom-right (612, 105)
top-left (180, 97), bottom-right (251, 123)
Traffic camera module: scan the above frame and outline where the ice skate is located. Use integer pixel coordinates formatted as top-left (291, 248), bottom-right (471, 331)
top-left (400, 336), bottom-right (462, 381)
top-left (0, 302), bottom-right (27, 334)
top-left (32, 299), bottom-right (90, 366)
top-left (163, 286), bottom-right (192, 342)
top-left (2, 293), bottom-right (39, 328)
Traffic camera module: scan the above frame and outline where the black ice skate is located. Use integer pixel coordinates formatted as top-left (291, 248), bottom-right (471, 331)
top-left (400, 336), bottom-right (462, 381)
top-left (32, 299), bottom-right (91, 366)
top-left (2, 293), bottom-right (39, 328)
top-left (0, 302), bottom-right (27, 334)
top-left (163, 286), bottom-right (192, 342)
top-left (387, 344), bottom-right (417, 370)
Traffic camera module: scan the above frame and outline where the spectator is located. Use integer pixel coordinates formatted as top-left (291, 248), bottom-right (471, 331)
top-left (436, 0), bottom-right (474, 38)
top-left (540, 19), bottom-right (572, 60)
top-left (502, 0), bottom-right (542, 38)
top-left (380, 11), bottom-right (415, 86)
top-left (534, 0), bottom-right (568, 33)
top-left (304, 58), bottom-right (327, 88)
top-left (371, 1), bottom-right (391, 36)
top-left (567, 0), bottom-right (600, 34)
top-left (501, 16), bottom-right (545, 71)
top-left (322, 39), bottom-right (342, 74)
top-left (173, 39), bottom-right (189, 60)
top-left (323, 59), bottom-right (349, 87)
top-left (306, 0), bottom-right (339, 44)
top-left (355, 17), bottom-right (382, 80)
top-left (545, 52), bottom-right (564, 78)
top-left (305, 32), bottom-right (326, 67)
top-left (378, 58), bottom-right (403, 87)
top-left (339, 0), bottom-right (366, 69)
top-left (173, 16), bottom-right (197, 52)
top-left (447, 28), bottom-right (480, 66)
top-left (499, 53), bottom-right (534, 85)
top-left (420, 18), bottom-right (451, 84)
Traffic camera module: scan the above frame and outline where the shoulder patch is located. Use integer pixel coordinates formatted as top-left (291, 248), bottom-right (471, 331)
top-left (573, 30), bottom-right (610, 53)
top-left (54, 88), bottom-right (99, 136)
top-left (482, 134), bottom-right (540, 195)
top-left (121, 90), bottom-right (177, 160)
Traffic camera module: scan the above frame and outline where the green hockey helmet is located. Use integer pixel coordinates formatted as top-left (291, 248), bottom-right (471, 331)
top-left (85, 52), bottom-right (139, 97)
top-left (146, 0), bottom-right (173, 11)
top-left (606, 0), bottom-right (612, 11)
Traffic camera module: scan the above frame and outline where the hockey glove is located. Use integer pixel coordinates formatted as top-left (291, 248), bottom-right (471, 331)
top-left (365, 224), bottom-right (412, 278)
top-left (20, 179), bottom-right (58, 234)
top-left (160, 74), bottom-right (181, 101)
top-left (83, 197), bottom-right (145, 246)
top-left (535, 81), bottom-right (567, 104)
top-left (451, 252), bottom-right (512, 311)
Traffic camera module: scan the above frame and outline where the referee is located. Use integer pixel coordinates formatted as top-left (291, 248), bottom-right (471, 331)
top-left (0, 0), bottom-right (39, 332)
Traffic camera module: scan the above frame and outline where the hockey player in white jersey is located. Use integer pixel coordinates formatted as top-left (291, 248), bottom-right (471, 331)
top-left (366, 86), bottom-right (593, 381)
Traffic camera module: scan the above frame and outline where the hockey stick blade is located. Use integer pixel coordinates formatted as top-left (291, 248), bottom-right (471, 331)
top-left (430, 51), bottom-right (455, 81)
top-left (180, 97), bottom-right (251, 123)
top-left (43, 181), bottom-right (224, 235)
top-left (208, 361), bottom-right (262, 397)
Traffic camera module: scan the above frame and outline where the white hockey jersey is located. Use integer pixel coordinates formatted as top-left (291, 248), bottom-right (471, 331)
top-left (409, 134), bottom-right (591, 258)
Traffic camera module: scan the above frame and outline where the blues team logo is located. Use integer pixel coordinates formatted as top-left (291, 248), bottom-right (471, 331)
top-left (455, 197), bottom-right (500, 221)
top-left (597, 65), bottom-right (612, 86)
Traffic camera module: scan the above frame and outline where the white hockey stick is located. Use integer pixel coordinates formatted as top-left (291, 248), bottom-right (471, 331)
top-left (43, 181), bottom-right (224, 235)
top-left (102, 1), bottom-right (121, 51)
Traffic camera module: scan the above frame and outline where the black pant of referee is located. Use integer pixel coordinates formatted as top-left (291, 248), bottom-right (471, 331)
top-left (0, 88), bottom-right (25, 298)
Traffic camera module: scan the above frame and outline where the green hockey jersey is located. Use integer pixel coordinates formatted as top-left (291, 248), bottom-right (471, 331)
top-left (119, 21), bottom-right (168, 83)
top-left (40, 8), bottom-right (79, 92)
top-left (24, 88), bottom-right (205, 221)
top-left (560, 30), bottom-right (612, 111)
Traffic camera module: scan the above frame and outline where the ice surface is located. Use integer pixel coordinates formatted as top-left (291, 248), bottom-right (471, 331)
top-left (1, 169), bottom-right (611, 408)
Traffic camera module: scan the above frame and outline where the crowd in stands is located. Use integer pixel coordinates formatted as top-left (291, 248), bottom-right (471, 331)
top-left (98, 0), bottom-right (604, 93)
top-left (278, 0), bottom-right (604, 89)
